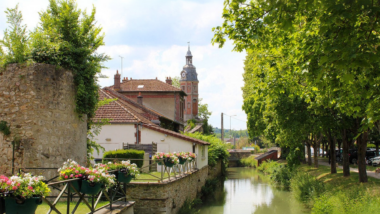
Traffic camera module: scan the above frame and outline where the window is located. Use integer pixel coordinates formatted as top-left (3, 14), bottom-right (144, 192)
top-left (188, 103), bottom-right (190, 108)
top-left (188, 86), bottom-right (191, 92)
top-left (137, 85), bottom-right (144, 88)
top-left (182, 86), bottom-right (185, 91)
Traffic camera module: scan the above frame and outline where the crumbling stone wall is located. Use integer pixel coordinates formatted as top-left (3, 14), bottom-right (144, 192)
top-left (0, 63), bottom-right (87, 178)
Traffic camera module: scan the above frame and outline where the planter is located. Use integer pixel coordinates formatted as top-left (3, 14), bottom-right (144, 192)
top-left (80, 180), bottom-right (103, 195)
top-left (69, 180), bottom-right (81, 193)
top-left (0, 197), bottom-right (4, 214)
top-left (178, 157), bottom-right (187, 165)
top-left (156, 160), bottom-right (163, 165)
top-left (117, 172), bottom-right (133, 184)
top-left (164, 160), bottom-right (174, 168)
top-left (4, 197), bottom-right (42, 214)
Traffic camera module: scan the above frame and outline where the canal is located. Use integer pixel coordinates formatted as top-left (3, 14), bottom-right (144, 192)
top-left (198, 168), bottom-right (309, 214)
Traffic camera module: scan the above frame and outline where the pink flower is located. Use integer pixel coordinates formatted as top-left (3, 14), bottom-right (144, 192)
top-left (79, 174), bottom-right (82, 177)
top-left (12, 186), bottom-right (17, 190)
top-left (28, 186), bottom-right (33, 190)
top-left (17, 183), bottom-right (20, 187)
top-left (75, 175), bottom-right (78, 178)
top-left (70, 174), bottom-right (74, 178)
top-left (90, 177), bottom-right (94, 181)
top-left (65, 175), bottom-right (68, 179)
top-left (6, 181), bottom-right (12, 185)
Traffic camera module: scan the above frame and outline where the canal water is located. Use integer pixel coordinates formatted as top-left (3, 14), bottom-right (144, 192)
top-left (198, 168), bottom-right (309, 214)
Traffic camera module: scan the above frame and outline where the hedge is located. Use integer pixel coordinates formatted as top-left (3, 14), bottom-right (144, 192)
top-left (102, 149), bottom-right (145, 168)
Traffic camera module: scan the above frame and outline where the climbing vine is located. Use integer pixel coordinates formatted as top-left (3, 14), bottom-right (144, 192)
top-left (0, 121), bottom-right (11, 136)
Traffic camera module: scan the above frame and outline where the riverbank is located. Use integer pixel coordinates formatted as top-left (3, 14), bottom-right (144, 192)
top-left (258, 160), bottom-right (380, 214)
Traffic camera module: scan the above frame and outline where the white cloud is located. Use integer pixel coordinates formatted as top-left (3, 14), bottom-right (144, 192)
top-left (0, 0), bottom-right (248, 130)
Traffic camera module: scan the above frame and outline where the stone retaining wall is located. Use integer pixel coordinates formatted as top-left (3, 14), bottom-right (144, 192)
top-left (126, 166), bottom-right (209, 214)
top-left (0, 63), bottom-right (87, 178)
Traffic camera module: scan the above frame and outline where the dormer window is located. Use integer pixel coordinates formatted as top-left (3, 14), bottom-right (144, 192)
top-left (137, 85), bottom-right (144, 88)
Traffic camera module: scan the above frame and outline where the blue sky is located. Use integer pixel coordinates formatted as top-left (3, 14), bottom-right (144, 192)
top-left (0, 0), bottom-right (248, 130)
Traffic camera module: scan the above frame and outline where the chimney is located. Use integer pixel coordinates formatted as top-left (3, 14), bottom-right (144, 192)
top-left (122, 77), bottom-right (128, 83)
top-left (166, 77), bottom-right (172, 85)
top-left (137, 92), bottom-right (143, 105)
top-left (114, 70), bottom-right (121, 91)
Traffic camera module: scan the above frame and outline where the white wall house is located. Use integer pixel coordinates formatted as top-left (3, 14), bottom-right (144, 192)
top-left (93, 89), bottom-right (209, 169)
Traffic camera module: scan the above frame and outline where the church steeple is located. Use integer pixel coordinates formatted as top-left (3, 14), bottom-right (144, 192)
top-left (186, 42), bottom-right (193, 65)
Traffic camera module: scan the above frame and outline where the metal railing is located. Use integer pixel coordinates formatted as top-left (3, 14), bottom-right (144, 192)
top-left (5, 158), bottom-right (198, 214)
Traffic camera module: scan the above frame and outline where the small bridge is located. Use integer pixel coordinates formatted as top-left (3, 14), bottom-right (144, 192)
top-left (228, 149), bottom-right (252, 167)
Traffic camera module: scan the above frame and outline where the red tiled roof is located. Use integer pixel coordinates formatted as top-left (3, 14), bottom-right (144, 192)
top-left (93, 90), bottom-right (154, 124)
top-left (116, 79), bottom-right (186, 95)
top-left (143, 124), bottom-right (210, 145)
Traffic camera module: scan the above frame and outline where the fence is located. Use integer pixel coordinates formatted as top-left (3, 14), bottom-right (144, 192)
top-left (1, 158), bottom-right (197, 214)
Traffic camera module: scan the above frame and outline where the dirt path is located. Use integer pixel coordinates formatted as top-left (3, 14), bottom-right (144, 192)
top-left (313, 158), bottom-right (380, 179)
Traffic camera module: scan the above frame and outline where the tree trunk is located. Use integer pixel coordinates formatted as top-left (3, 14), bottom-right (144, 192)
top-left (342, 129), bottom-right (350, 177)
top-left (328, 132), bottom-right (337, 174)
top-left (322, 141), bottom-right (325, 158)
top-left (376, 142), bottom-right (379, 157)
top-left (307, 143), bottom-right (312, 166)
top-left (357, 131), bottom-right (368, 183)
top-left (313, 143), bottom-right (319, 168)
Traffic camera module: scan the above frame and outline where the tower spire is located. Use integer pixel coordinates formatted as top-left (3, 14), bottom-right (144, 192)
top-left (188, 41), bottom-right (190, 51)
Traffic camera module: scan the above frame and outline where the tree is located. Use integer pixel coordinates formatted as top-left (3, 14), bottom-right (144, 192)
top-left (0, 4), bottom-right (30, 67)
top-left (172, 76), bottom-right (180, 88)
top-left (213, 0), bottom-right (380, 183)
top-left (198, 98), bottom-right (212, 121)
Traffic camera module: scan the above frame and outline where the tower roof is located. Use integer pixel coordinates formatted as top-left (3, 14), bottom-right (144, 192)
top-left (186, 42), bottom-right (193, 57)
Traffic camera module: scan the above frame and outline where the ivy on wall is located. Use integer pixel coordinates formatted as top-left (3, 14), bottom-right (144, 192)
top-left (0, 121), bottom-right (11, 136)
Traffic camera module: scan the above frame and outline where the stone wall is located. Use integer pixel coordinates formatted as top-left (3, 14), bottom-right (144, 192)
top-left (126, 166), bottom-right (209, 214)
top-left (0, 63), bottom-right (87, 178)
top-left (208, 159), bottom-right (222, 179)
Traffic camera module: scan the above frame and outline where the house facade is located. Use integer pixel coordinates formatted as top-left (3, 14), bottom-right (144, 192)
top-left (93, 89), bottom-right (209, 169)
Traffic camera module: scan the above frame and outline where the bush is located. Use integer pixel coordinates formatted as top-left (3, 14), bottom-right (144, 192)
top-left (201, 178), bottom-right (219, 196)
top-left (312, 187), bottom-right (380, 214)
top-left (290, 171), bottom-right (325, 204)
top-left (240, 156), bottom-right (258, 167)
top-left (270, 165), bottom-right (292, 188)
top-left (257, 160), bottom-right (281, 173)
top-left (183, 132), bottom-right (230, 170)
top-left (178, 198), bottom-right (202, 214)
top-left (103, 149), bottom-right (144, 168)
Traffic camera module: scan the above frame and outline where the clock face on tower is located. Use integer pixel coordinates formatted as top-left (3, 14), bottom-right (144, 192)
top-left (181, 71), bottom-right (186, 79)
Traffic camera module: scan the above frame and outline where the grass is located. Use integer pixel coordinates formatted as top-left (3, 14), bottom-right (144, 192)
top-left (36, 201), bottom-right (110, 214)
top-left (133, 172), bottom-right (177, 183)
top-left (298, 164), bottom-right (380, 196)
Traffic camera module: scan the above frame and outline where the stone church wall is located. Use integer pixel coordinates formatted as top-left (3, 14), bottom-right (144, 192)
top-left (0, 63), bottom-right (87, 178)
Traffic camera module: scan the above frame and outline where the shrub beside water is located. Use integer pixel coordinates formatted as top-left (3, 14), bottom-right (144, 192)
top-left (103, 149), bottom-right (145, 168)
top-left (290, 171), bottom-right (325, 205)
top-left (240, 156), bottom-right (258, 167)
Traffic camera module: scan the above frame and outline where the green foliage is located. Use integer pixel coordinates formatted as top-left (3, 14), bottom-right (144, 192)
top-left (186, 119), bottom-right (196, 130)
top-left (32, 0), bottom-right (110, 120)
top-left (251, 144), bottom-right (260, 154)
top-left (290, 172), bottom-right (325, 205)
top-left (312, 187), bottom-right (380, 214)
top-left (270, 165), bottom-right (292, 189)
top-left (286, 146), bottom-right (303, 170)
top-left (178, 198), bottom-right (202, 214)
top-left (256, 160), bottom-right (281, 174)
top-left (183, 132), bottom-right (230, 170)
top-left (171, 76), bottom-right (180, 88)
top-left (102, 149), bottom-right (145, 168)
top-left (201, 178), bottom-right (219, 196)
top-left (0, 121), bottom-right (11, 136)
top-left (240, 156), bottom-right (258, 167)
top-left (0, 4), bottom-right (30, 67)
top-left (198, 98), bottom-right (212, 121)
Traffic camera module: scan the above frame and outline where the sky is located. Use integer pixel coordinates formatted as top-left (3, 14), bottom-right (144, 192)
top-left (0, 0), bottom-right (248, 130)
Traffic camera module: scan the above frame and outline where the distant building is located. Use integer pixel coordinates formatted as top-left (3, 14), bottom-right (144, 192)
top-left (180, 44), bottom-right (199, 122)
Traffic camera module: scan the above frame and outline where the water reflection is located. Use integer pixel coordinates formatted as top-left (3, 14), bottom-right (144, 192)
top-left (199, 168), bottom-right (309, 214)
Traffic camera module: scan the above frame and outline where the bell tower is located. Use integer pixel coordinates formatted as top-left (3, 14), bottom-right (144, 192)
top-left (180, 43), bottom-right (199, 121)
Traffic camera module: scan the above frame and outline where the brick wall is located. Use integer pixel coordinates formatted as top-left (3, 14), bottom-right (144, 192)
top-left (0, 63), bottom-right (87, 178)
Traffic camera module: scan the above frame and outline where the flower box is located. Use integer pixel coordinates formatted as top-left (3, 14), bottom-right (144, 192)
top-left (117, 172), bottom-right (133, 184)
top-left (4, 197), bottom-right (42, 214)
top-left (80, 180), bottom-right (103, 195)
top-left (178, 157), bottom-right (187, 165)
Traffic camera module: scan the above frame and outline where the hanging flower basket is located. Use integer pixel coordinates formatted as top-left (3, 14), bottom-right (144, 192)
top-left (117, 172), bottom-right (133, 184)
top-left (69, 180), bottom-right (81, 193)
top-left (80, 180), bottom-right (103, 195)
top-left (178, 157), bottom-right (187, 165)
top-left (4, 197), bottom-right (42, 214)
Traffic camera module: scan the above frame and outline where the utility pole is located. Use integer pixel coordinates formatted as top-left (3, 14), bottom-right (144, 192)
top-left (119, 55), bottom-right (124, 78)
top-left (221, 113), bottom-right (224, 142)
